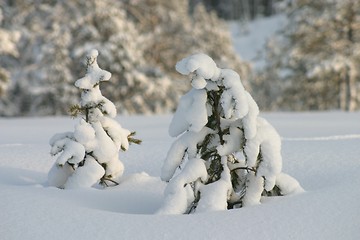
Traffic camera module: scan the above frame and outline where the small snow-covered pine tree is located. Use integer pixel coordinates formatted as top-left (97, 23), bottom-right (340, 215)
top-left (48, 49), bottom-right (140, 189)
top-left (158, 54), bottom-right (303, 214)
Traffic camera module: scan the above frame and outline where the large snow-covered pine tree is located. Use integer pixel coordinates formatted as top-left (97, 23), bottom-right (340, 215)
top-left (158, 54), bottom-right (303, 214)
top-left (48, 49), bottom-right (140, 189)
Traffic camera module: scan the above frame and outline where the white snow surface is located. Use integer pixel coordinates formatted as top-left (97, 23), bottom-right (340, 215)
top-left (229, 14), bottom-right (287, 69)
top-left (1, 112), bottom-right (360, 239)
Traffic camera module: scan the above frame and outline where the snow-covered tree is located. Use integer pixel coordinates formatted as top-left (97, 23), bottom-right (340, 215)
top-left (259, 0), bottom-right (360, 111)
top-left (157, 54), bottom-right (303, 214)
top-left (1, 0), bottom-right (252, 116)
top-left (190, 0), bottom-right (279, 20)
top-left (0, 4), bottom-right (20, 115)
top-left (125, 0), bottom-right (251, 90)
top-left (0, 5), bottom-right (19, 97)
top-left (1, 0), bottom-right (178, 116)
top-left (48, 49), bottom-right (140, 189)
top-left (0, 1), bottom-right (77, 115)
top-left (68, 0), bottom-right (178, 114)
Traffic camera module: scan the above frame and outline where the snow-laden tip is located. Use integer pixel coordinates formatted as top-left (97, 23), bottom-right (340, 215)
top-left (175, 53), bottom-right (220, 80)
top-left (75, 49), bottom-right (111, 90)
top-left (87, 49), bottom-right (99, 58)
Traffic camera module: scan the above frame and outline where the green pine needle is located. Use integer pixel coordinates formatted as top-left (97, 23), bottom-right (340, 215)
top-left (128, 131), bottom-right (142, 145)
top-left (68, 104), bottom-right (84, 118)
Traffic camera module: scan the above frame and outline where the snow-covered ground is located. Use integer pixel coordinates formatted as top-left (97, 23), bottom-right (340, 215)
top-left (1, 111), bottom-right (360, 239)
top-left (229, 14), bottom-right (286, 69)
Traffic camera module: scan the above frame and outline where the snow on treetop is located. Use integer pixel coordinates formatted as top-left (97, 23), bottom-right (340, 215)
top-left (75, 49), bottom-right (112, 90)
top-left (175, 53), bottom-right (221, 81)
top-left (220, 69), bottom-right (243, 89)
top-left (88, 49), bottom-right (99, 58)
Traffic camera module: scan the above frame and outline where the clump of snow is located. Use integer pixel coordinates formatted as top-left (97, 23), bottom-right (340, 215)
top-left (196, 179), bottom-right (230, 212)
top-left (168, 89), bottom-right (208, 137)
top-left (244, 117), bottom-right (282, 191)
top-left (158, 157), bottom-right (208, 214)
top-left (241, 172), bottom-right (264, 206)
top-left (220, 69), bottom-right (249, 119)
top-left (161, 127), bottom-right (213, 182)
top-left (63, 156), bottom-right (105, 189)
top-left (74, 120), bottom-right (96, 149)
top-left (242, 92), bottom-right (260, 139)
top-left (47, 163), bottom-right (74, 188)
top-left (276, 172), bottom-right (305, 195)
top-left (99, 98), bottom-right (117, 118)
top-left (75, 50), bottom-right (111, 89)
top-left (190, 74), bottom-right (207, 90)
top-left (175, 53), bottom-right (221, 81)
top-left (101, 117), bottom-right (131, 151)
top-left (91, 122), bottom-right (118, 163)
top-left (217, 127), bottom-right (243, 156)
top-left (50, 138), bottom-right (85, 166)
top-left (196, 156), bottom-right (232, 212)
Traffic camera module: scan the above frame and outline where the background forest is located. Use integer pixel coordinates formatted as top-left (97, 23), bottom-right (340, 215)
top-left (0, 0), bottom-right (359, 116)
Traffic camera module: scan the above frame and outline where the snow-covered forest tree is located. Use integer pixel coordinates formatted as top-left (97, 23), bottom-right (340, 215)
top-left (191, 0), bottom-right (281, 20)
top-left (124, 0), bottom-right (251, 90)
top-left (0, 0), bottom-right (178, 116)
top-left (0, 5), bottom-right (19, 100)
top-left (0, 0), bottom-right (249, 116)
top-left (48, 49), bottom-right (140, 189)
top-left (257, 0), bottom-right (360, 111)
top-left (157, 54), bottom-right (303, 214)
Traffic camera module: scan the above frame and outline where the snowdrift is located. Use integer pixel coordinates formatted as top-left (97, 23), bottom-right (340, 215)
top-left (1, 112), bottom-right (360, 240)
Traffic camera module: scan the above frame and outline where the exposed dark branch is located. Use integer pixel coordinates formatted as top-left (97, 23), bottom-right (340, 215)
top-left (212, 91), bottom-right (224, 145)
top-left (231, 167), bottom-right (256, 173)
top-left (101, 177), bottom-right (119, 187)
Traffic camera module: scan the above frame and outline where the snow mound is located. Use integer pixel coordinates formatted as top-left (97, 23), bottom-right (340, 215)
top-left (1, 112), bottom-right (360, 239)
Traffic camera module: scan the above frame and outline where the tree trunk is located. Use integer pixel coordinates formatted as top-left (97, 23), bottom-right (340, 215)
top-left (250, 0), bottom-right (259, 19)
top-left (264, 0), bottom-right (273, 16)
top-left (339, 65), bottom-right (357, 112)
top-left (345, 65), bottom-right (357, 111)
